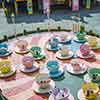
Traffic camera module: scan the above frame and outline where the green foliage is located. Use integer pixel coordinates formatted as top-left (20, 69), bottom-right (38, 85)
top-left (80, 25), bottom-right (85, 33)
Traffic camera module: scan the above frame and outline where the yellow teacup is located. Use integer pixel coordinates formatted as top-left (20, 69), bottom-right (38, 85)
top-left (82, 82), bottom-right (99, 100)
top-left (82, 82), bottom-right (99, 94)
top-left (88, 37), bottom-right (97, 48)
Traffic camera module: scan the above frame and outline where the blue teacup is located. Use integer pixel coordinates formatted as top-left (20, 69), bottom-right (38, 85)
top-left (0, 48), bottom-right (8, 55)
top-left (47, 60), bottom-right (59, 72)
top-left (0, 43), bottom-right (8, 49)
top-left (0, 43), bottom-right (8, 55)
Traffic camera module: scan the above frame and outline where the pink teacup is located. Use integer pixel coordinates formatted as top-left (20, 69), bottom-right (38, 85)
top-left (16, 40), bottom-right (28, 51)
top-left (80, 44), bottom-right (91, 56)
top-left (22, 56), bottom-right (33, 69)
top-left (71, 61), bottom-right (81, 71)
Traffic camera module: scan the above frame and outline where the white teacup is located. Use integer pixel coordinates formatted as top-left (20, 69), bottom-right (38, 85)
top-left (36, 73), bottom-right (51, 89)
top-left (59, 46), bottom-right (69, 57)
top-left (71, 61), bottom-right (81, 71)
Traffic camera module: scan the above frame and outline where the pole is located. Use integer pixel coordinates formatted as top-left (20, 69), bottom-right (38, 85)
top-left (11, 13), bottom-right (18, 40)
top-left (47, 8), bottom-right (50, 32)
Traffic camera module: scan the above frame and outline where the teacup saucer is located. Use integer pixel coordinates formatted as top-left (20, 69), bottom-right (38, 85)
top-left (32, 54), bottom-right (45, 60)
top-left (15, 47), bottom-right (29, 54)
top-left (73, 37), bottom-right (86, 43)
top-left (76, 50), bottom-right (95, 59)
top-left (59, 36), bottom-right (72, 43)
top-left (85, 42), bottom-right (100, 50)
top-left (66, 64), bottom-right (87, 75)
top-left (49, 68), bottom-right (64, 79)
top-left (56, 51), bottom-right (74, 60)
top-left (48, 93), bottom-right (74, 100)
top-left (46, 44), bottom-right (61, 52)
top-left (0, 67), bottom-right (16, 78)
top-left (33, 80), bottom-right (55, 94)
top-left (0, 51), bottom-right (12, 58)
top-left (20, 63), bottom-right (39, 73)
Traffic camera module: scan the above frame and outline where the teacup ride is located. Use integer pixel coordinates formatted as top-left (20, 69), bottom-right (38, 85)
top-left (77, 44), bottom-right (95, 59)
top-left (58, 33), bottom-right (72, 44)
top-left (15, 39), bottom-right (29, 54)
top-left (66, 61), bottom-right (88, 75)
top-left (49, 87), bottom-right (74, 100)
top-left (46, 60), bottom-right (64, 79)
top-left (56, 45), bottom-right (74, 60)
top-left (0, 43), bottom-right (12, 58)
top-left (0, 60), bottom-right (16, 78)
top-left (20, 56), bottom-right (39, 73)
top-left (74, 32), bottom-right (87, 43)
top-left (84, 68), bottom-right (100, 86)
top-left (33, 73), bottom-right (55, 94)
top-left (77, 82), bottom-right (100, 100)
top-left (86, 36), bottom-right (100, 50)
top-left (46, 37), bottom-right (61, 52)
top-left (30, 46), bottom-right (45, 60)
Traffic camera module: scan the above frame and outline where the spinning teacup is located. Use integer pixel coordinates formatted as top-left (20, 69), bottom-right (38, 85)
top-left (0, 48), bottom-right (8, 55)
top-left (88, 37), bottom-right (97, 48)
top-left (36, 73), bottom-right (51, 89)
top-left (76, 32), bottom-right (86, 40)
top-left (49, 37), bottom-right (59, 49)
top-left (16, 40), bottom-right (28, 51)
top-left (30, 46), bottom-right (41, 58)
top-left (0, 43), bottom-right (9, 55)
top-left (59, 46), bottom-right (69, 57)
top-left (80, 44), bottom-right (91, 56)
top-left (71, 61), bottom-right (82, 71)
top-left (22, 56), bottom-right (33, 69)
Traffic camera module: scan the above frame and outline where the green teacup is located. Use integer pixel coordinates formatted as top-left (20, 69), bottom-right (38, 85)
top-left (76, 32), bottom-right (86, 40)
top-left (30, 46), bottom-right (41, 58)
